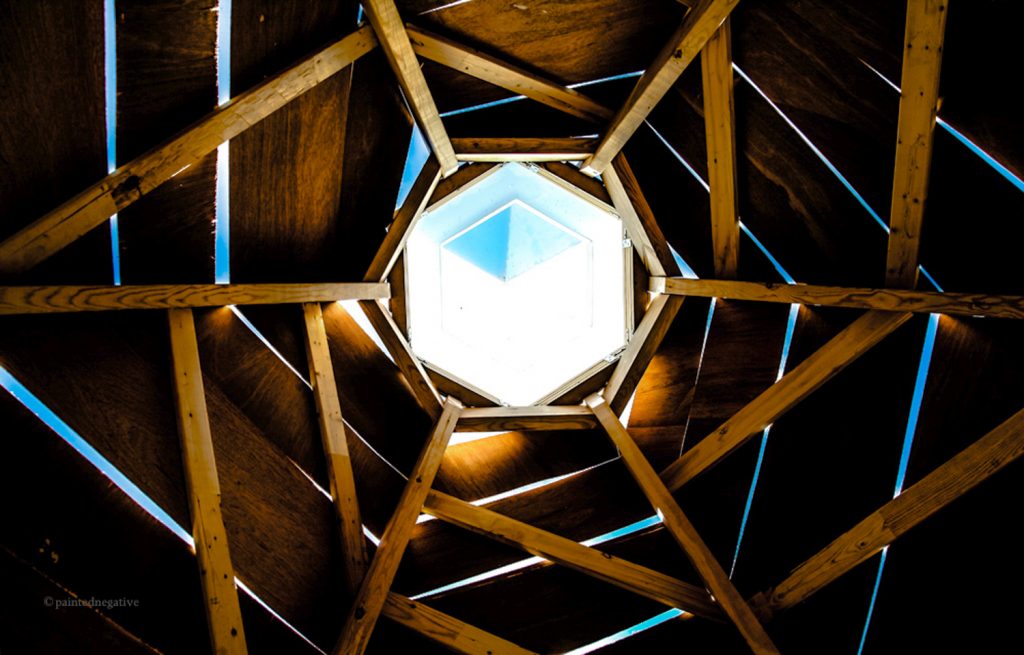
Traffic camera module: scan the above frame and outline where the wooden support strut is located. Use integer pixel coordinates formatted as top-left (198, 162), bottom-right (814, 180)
top-left (167, 308), bottom-right (248, 655)
top-left (452, 137), bottom-right (598, 162)
top-left (0, 26), bottom-right (379, 274)
top-left (587, 394), bottom-right (779, 654)
top-left (332, 398), bottom-right (462, 655)
top-left (604, 155), bottom-right (681, 279)
top-left (457, 406), bottom-right (599, 432)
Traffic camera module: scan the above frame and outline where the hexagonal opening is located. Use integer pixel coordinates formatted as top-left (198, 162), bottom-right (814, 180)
top-left (405, 162), bottom-right (630, 405)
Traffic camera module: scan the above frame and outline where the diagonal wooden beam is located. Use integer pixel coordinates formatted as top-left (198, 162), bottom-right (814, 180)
top-left (885, 0), bottom-right (949, 288)
top-left (0, 26), bottom-right (379, 275)
top-left (457, 406), bottom-right (599, 432)
top-left (167, 308), bottom-right (248, 654)
top-left (407, 25), bottom-right (613, 124)
top-left (0, 282), bottom-right (389, 315)
top-left (701, 18), bottom-right (740, 278)
top-left (358, 299), bottom-right (443, 421)
top-left (581, 0), bottom-right (742, 175)
top-left (333, 398), bottom-right (462, 655)
top-left (423, 490), bottom-right (722, 621)
top-left (452, 137), bottom-right (597, 162)
top-left (660, 310), bottom-right (912, 492)
top-left (604, 294), bottom-right (685, 415)
top-left (750, 405), bottom-right (1024, 619)
top-left (364, 157), bottom-right (442, 282)
top-left (604, 154), bottom-right (681, 278)
top-left (302, 302), bottom-right (368, 594)
top-left (384, 592), bottom-right (537, 655)
top-left (652, 277), bottom-right (1024, 320)
top-left (363, 1), bottom-right (459, 175)
top-left (428, 162), bottom-right (500, 211)
top-left (587, 395), bottom-right (779, 654)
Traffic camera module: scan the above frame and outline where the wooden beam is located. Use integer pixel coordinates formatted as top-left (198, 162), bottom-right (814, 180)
top-left (457, 406), bottom-right (599, 432)
top-left (581, 0), bottom-right (742, 175)
top-left (586, 395), bottom-right (779, 654)
top-left (358, 299), bottom-right (444, 421)
top-left (0, 282), bottom-right (389, 315)
top-left (424, 360), bottom-right (503, 408)
top-left (333, 398), bottom-right (462, 655)
top-left (384, 593), bottom-right (537, 655)
top-left (167, 308), bottom-right (248, 655)
top-left (534, 358), bottom-right (615, 407)
top-left (604, 155), bottom-right (681, 278)
top-left (885, 0), bottom-right (949, 288)
top-left (701, 19), bottom-right (740, 278)
top-left (302, 302), bottom-right (368, 594)
top-left (406, 25), bottom-right (613, 124)
top-left (604, 294), bottom-right (685, 415)
top-left (364, 157), bottom-right (442, 282)
top-left (660, 310), bottom-right (911, 492)
top-left (428, 162), bottom-right (499, 211)
top-left (363, 1), bottom-right (458, 175)
top-left (652, 277), bottom-right (1024, 320)
top-left (0, 26), bottom-right (378, 274)
top-left (423, 490), bottom-right (721, 620)
top-left (751, 405), bottom-right (1024, 619)
top-left (452, 137), bottom-right (597, 162)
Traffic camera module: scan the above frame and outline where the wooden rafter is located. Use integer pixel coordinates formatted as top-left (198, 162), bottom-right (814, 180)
top-left (452, 137), bottom-right (597, 162)
top-left (0, 26), bottom-right (379, 275)
top-left (424, 361), bottom-right (504, 408)
top-left (428, 162), bottom-right (500, 211)
top-left (333, 398), bottom-right (462, 655)
top-left (407, 25), bottom-right (613, 124)
top-left (422, 490), bottom-right (722, 621)
top-left (0, 282), bottom-right (389, 315)
top-left (604, 155), bottom-right (681, 278)
top-left (652, 277), bottom-right (1024, 320)
top-left (660, 310), bottom-right (912, 492)
top-left (587, 395), bottom-right (779, 654)
top-left (457, 406), bottom-right (599, 432)
top-left (167, 308), bottom-right (248, 654)
top-left (302, 302), bottom-right (368, 593)
top-left (750, 405), bottom-right (1024, 619)
top-left (604, 294), bottom-right (685, 415)
top-left (363, 0), bottom-right (459, 175)
top-left (384, 593), bottom-right (538, 655)
top-left (581, 0), bottom-right (743, 175)
top-left (885, 0), bottom-right (949, 288)
top-left (358, 299), bottom-right (443, 421)
top-left (701, 18), bottom-right (740, 278)
top-left (365, 157), bottom-right (442, 282)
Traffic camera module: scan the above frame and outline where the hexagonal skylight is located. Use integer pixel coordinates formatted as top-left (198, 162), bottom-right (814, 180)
top-left (405, 162), bottom-right (629, 405)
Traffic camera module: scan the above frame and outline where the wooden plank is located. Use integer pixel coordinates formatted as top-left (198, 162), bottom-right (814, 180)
top-left (751, 405), bottom-right (1024, 619)
top-left (581, 0), bottom-right (742, 175)
top-left (422, 490), bottom-right (721, 620)
top-left (363, 1), bottom-right (458, 175)
top-left (452, 137), bottom-right (597, 162)
top-left (302, 302), bottom-right (368, 594)
top-left (333, 398), bottom-right (462, 655)
top-left (166, 308), bottom-right (248, 655)
top-left (428, 162), bottom-right (499, 210)
top-left (604, 294), bottom-right (685, 415)
top-left (458, 406), bottom-right (599, 432)
top-left (652, 277), bottom-right (1024, 319)
top-left (407, 25), bottom-right (613, 124)
top-left (660, 310), bottom-right (911, 492)
top-left (384, 593), bottom-right (537, 655)
top-left (539, 162), bottom-right (613, 206)
top-left (587, 394), bottom-right (779, 654)
top-left (540, 359), bottom-right (616, 406)
top-left (0, 282), bottom-right (389, 315)
top-left (425, 361), bottom-right (502, 407)
top-left (365, 157), bottom-right (442, 282)
top-left (0, 25), bottom-right (379, 275)
top-left (358, 299), bottom-right (444, 420)
top-left (701, 19), bottom-right (740, 278)
top-left (604, 155), bottom-right (681, 278)
top-left (885, 0), bottom-right (949, 288)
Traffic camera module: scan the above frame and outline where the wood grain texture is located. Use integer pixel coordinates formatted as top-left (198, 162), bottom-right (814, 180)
top-left (334, 398), bottom-right (462, 655)
top-left (583, 0), bottom-right (742, 174)
top-left (538, 162), bottom-right (613, 206)
top-left (0, 25), bottom-right (378, 275)
top-left (427, 162), bottom-right (499, 210)
top-left (604, 155), bottom-right (680, 278)
top-left (365, 157), bottom-right (442, 282)
top-left (457, 406), bottom-right (598, 432)
top-left (885, 0), bottom-right (948, 288)
top-left (452, 137), bottom-right (597, 162)
top-left (167, 308), bottom-right (248, 654)
top-left (0, 282), bottom-right (389, 314)
top-left (383, 593), bottom-right (538, 655)
top-left (654, 276), bottom-right (1024, 319)
top-left (587, 395), bottom-right (779, 654)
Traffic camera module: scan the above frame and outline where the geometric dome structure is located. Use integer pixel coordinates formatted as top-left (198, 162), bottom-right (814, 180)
top-left (1, 1), bottom-right (1023, 654)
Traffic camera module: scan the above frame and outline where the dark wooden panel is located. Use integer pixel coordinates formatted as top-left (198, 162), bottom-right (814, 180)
top-left (116, 0), bottom-right (217, 283)
top-left (0, 0), bottom-right (110, 284)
